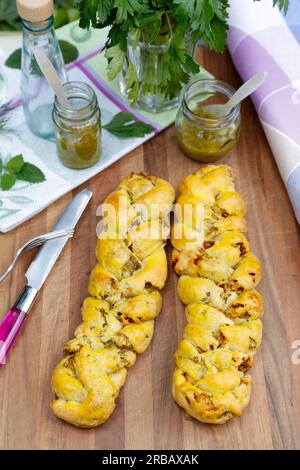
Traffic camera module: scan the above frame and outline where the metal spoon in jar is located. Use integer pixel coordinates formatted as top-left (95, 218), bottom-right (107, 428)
top-left (204, 71), bottom-right (267, 117)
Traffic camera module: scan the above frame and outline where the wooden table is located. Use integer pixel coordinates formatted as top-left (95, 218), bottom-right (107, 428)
top-left (1, 47), bottom-right (300, 451)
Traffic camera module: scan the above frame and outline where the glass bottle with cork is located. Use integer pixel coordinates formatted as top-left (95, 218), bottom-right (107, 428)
top-left (16, 0), bottom-right (67, 139)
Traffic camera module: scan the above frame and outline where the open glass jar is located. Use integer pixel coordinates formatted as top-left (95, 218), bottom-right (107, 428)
top-left (175, 79), bottom-right (241, 162)
top-left (52, 81), bottom-right (101, 169)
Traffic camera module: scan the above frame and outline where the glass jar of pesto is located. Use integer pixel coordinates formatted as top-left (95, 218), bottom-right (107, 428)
top-left (175, 79), bottom-right (241, 163)
top-left (52, 81), bottom-right (101, 169)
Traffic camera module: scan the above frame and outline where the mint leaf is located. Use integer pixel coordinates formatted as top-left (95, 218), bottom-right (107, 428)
top-left (5, 40), bottom-right (78, 71)
top-left (59, 39), bottom-right (79, 63)
top-left (6, 154), bottom-right (24, 173)
top-left (103, 112), bottom-right (153, 138)
top-left (16, 163), bottom-right (46, 183)
top-left (5, 48), bottom-right (21, 69)
top-left (5, 48), bottom-right (42, 75)
top-left (0, 153), bottom-right (46, 190)
top-left (1, 173), bottom-right (16, 191)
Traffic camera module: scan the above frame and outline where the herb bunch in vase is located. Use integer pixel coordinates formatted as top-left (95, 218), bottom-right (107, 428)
top-left (75, 0), bottom-right (289, 112)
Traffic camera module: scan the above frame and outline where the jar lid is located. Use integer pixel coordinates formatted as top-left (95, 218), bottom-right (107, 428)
top-left (16, 0), bottom-right (53, 22)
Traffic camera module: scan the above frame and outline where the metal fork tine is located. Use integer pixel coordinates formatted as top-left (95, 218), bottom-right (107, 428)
top-left (24, 233), bottom-right (73, 253)
top-left (25, 229), bottom-right (74, 252)
top-left (0, 228), bottom-right (75, 285)
top-left (23, 240), bottom-right (44, 253)
top-left (24, 230), bottom-right (74, 253)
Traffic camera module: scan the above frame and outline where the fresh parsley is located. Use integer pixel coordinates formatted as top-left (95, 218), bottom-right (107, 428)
top-left (103, 112), bottom-right (153, 138)
top-left (16, 162), bottom-right (46, 183)
top-left (0, 154), bottom-right (46, 191)
top-left (75, 0), bottom-right (289, 106)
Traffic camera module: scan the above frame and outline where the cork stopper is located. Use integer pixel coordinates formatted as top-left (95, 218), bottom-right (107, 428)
top-left (16, 0), bottom-right (53, 22)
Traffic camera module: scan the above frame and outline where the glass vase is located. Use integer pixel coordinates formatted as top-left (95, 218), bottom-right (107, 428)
top-left (120, 34), bottom-right (195, 113)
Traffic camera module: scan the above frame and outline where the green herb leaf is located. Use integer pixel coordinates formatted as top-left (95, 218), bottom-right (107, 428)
top-left (5, 40), bottom-right (78, 71)
top-left (94, 0), bottom-right (112, 24)
top-left (16, 163), bottom-right (46, 183)
top-left (128, 28), bottom-right (141, 49)
top-left (103, 112), bottom-right (153, 138)
top-left (74, 0), bottom-right (91, 29)
top-left (113, 0), bottom-right (146, 23)
top-left (105, 45), bottom-right (126, 81)
top-left (59, 39), bottom-right (79, 63)
top-left (75, 0), bottom-right (289, 105)
top-left (273, 0), bottom-right (289, 13)
top-left (174, 0), bottom-right (230, 53)
top-left (5, 48), bottom-right (21, 69)
top-left (1, 173), bottom-right (16, 191)
top-left (6, 154), bottom-right (24, 173)
top-left (135, 11), bottom-right (162, 43)
top-left (124, 61), bottom-right (139, 106)
top-left (0, 153), bottom-right (46, 191)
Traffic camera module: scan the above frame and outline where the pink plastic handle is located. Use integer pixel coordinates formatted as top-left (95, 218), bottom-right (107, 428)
top-left (0, 308), bottom-right (27, 367)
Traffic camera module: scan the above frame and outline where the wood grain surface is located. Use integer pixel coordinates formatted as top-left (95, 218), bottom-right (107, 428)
top-left (0, 47), bottom-right (300, 450)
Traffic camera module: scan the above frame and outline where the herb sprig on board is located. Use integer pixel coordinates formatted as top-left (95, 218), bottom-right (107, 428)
top-left (103, 112), bottom-right (153, 138)
top-left (0, 108), bottom-right (150, 193)
top-left (0, 111), bottom-right (46, 191)
top-left (0, 154), bottom-right (46, 191)
top-left (75, 0), bottom-right (289, 106)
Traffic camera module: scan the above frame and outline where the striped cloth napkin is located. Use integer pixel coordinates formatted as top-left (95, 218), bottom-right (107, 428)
top-left (228, 0), bottom-right (300, 225)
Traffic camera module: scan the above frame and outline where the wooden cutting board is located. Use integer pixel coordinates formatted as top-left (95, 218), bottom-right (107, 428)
top-left (0, 48), bottom-right (300, 450)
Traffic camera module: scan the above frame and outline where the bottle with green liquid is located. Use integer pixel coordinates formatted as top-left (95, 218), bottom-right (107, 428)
top-left (16, 0), bottom-right (67, 139)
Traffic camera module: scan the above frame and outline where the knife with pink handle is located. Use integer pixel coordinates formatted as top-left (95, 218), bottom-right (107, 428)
top-left (0, 189), bottom-right (92, 367)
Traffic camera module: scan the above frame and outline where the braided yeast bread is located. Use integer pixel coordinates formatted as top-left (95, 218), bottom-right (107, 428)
top-left (51, 173), bottom-right (175, 427)
top-left (171, 165), bottom-right (263, 424)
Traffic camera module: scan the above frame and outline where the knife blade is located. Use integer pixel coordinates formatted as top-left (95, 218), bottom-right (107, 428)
top-left (26, 189), bottom-right (92, 291)
top-left (0, 188), bottom-right (92, 367)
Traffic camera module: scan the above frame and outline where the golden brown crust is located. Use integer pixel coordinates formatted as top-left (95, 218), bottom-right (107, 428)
top-left (51, 173), bottom-right (175, 427)
top-left (171, 165), bottom-right (263, 424)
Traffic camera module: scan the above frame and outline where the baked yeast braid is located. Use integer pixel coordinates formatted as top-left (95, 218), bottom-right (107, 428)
top-left (51, 173), bottom-right (175, 427)
top-left (171, 165), bottom-right (263, 424)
